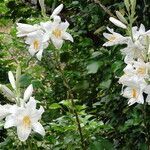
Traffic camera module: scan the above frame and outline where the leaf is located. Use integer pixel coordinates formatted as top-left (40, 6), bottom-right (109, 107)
top-left (73, 80), bottom-right (89, 90)
top-left (89, 138), bottom-right (114, 150)
top-left (111, 61), bottom-right (123, 73)
top-left (49, 103), bottom-right (61, 109)
top-left (20, 74), bottom-right (32, 88)
top-left (98, 79), bottom-right (111, 90)
top-left (87, 62), bottom-right (99, 74)
top-left (116, 11), bottom-right (128, 24)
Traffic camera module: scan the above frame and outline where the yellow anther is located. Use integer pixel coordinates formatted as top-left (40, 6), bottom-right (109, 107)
top-left (108, 36), bottom-right (116, 42)
top-left (33, 40), bottom-right (39, 50)
top-left (23, 116), bottom-right (31, 127)
top-left (132, 89), bottom-right (137, 98)
top-left (137, 67), bottom-right (146, 75)
top-left (52, 29), bottom-right (61, 38)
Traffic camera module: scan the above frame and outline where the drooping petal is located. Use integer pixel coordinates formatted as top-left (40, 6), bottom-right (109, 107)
top-left (28, 45), bottom-right (37, 56)
top-left (51, 37), bottom-right (63, 49)
top-left (17, 124), bottom-right (31, 141)
top-left (23, 84), bottom-right (33, 102)
top-left (36, 49), bottom-right (44, 61)
top-left (31, 106), bottom-right (44, 122)
top-left (32, 122), bottom-right (45, 136)
top-left (62, 32), bottom-right (73, 42)
top-left (8, 71), bottom-right (16, 90)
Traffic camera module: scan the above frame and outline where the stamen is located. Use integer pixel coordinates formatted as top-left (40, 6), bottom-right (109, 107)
top-left (23, 116), bottom-right (31, 127)
top-left (108, 36), bottom-right (116, 42)
top-left (137, 67), bottom-right (146, 75)
top-left (52, 29), bottom-right (61, 38)
top-left (132, 89), bottom-right (137, 98)
top-left (33, 40), bottom-right (39, 50)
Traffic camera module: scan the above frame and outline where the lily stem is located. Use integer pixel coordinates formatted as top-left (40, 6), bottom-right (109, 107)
top-left (53, 50), bottom-right (86, 150)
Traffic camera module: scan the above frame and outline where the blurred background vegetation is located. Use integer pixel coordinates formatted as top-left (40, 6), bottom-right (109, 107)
top-left (0, 0), bottom-right (150, 149)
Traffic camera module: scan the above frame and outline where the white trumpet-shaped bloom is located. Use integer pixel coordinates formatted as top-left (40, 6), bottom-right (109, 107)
top-left (4, 97), bottom-right (45, 141)
top-left (25, 31), bottom-right (48, 60)
top-left (131, 24), bottom-right (149, 41)
top-left (121, 41), bottom-right (144, 62)
top-left (122, 86), bottom-right (144, 106)
top-left (16, 23), bottom-right (41, 37)
top-left (133, 60), bottom-right (150, 78)
top-left (41, 16), bottom-right (73, 49)
top-left (103, 27), bottom-right (129, 47)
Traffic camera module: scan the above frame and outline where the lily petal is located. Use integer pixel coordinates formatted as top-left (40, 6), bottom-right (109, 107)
top-left (36, 49), bottom-right (44, 61)
top-left (4, 115), bottom-right (16, 128)
top-left (17, 124), bottom-right (31, 141)
top-left (51, 37), bottom-right (63, 49)
top-left (62, 32), bottom-right (73, 42)
top-left (32, 122), bottom-right (45, 136)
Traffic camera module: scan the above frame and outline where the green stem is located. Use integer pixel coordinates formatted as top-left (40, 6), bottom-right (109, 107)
top-left (52, 49), bottom-right (86, 150)
top-left (94, 0), bottom-right (116, 18)
top-left (142, 102), bottom-right (150, 146)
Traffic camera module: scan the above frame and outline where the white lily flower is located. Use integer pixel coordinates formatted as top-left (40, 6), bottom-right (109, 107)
top-left (133, 59), bottom-right (149, 78)
top-left (121, 41), bottom-right (145, 62)
top-left (51, 4), bottom-right (63, 18)
top-left (41, 16), bottom-right (73, 49)
top-left (120, 60), bottom-right (149, 80)
top-left (132, 24), bottom-right (147, 41)
top-left (8, 71), bottom-right (16, 90)
top-left (120, 73), bottom-right (147, 87)
top-left (4, 97), bottom-right (45, 141)
top-left (109, 17), bottom-right (127, 29)
top-left (103, 27), bottom-right (129, 47)
top-left (122, 86), bottom-right (144, 106)
top-left (25, 30), bottom-right (48, 60)
top-left (16, 23), bottom-right (41, 37)
top-left (118, 63), bottom-right (135, 85)
top-left (120, 74), bottom-right (147, 106)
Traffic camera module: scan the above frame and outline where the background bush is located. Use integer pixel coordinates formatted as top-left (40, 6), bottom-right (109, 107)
top-left (0, 0), bottom-right (150, 149)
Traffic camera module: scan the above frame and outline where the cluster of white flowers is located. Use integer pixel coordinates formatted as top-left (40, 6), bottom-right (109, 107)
top-left (0, 3), bottom-right (74, 142)
top-left (103, 16), bottom-right (150, 106)
top-left (16, 4), bottom-right (73, 60)
top-left (0, 69), bottom-right (45, 141)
